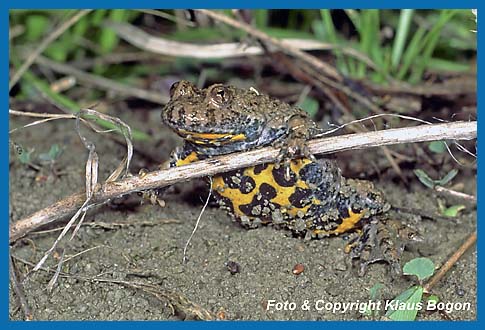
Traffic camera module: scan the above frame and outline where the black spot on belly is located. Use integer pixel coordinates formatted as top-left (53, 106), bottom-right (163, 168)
top-left (259, 183), bottom-right (277, 200)
top-left (272, 165), bottom-right (297, 187)
top-left (214, 194), bottom-right (235, 213)
top-left (239, 188), bottom-right (280, 218)
top-left (289, 187), bottom-right (313, 208)
top-left (239, 175), bottom-right (256, 194)
top-left (239, 203), bottom-right (255, 216)
top-left (254, 163), bottom-right (269, 174)
top-left (222, 169), bottom-right (245, 189)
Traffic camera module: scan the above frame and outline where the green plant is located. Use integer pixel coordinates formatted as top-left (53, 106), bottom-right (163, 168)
top-left (10, 10), bottom-right (139, 63)
top-left (385, 257), bottom-right (435, 321)
top-left (12, 142), bottom-right (63, 168)
top-left (414, 168), bottom-right (458, 189)
top-left (362, 283), bottom-right (385, 317)
top-left (413, 169), bottom-right (466, 217)
top-left (314, 10), bottom-right (475, 84)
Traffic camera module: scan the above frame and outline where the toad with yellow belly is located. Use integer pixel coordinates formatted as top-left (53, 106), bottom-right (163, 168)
top-left (161, 80), bottom-right (413, 273)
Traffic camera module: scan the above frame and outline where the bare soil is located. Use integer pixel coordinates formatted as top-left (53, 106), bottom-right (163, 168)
top-left (9, 109), bottom-right (476, 320)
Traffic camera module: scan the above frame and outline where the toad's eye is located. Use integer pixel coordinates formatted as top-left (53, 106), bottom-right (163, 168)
top-left (169, 80), bottom-right (197, 99)
top-left (210, 86), bottom-right (231, 106)
top-left (169, 82), bottom-right (180, 98)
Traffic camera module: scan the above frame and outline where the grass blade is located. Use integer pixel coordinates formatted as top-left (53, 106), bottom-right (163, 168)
top-left (409, 10), bottom-right (458, 83)
top-left (392, 9), bottom-right (414, 69)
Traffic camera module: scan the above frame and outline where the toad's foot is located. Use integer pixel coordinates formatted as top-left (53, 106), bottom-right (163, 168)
top-left (138, 168), bottom-right (166, 207)
top-left (345, 218), bottom-right (422, 276)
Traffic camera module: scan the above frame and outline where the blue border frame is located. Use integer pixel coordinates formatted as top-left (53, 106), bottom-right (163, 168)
top-left (4, 1), bottom-right (483, 9)
top-left (4, 1), bottom-right (481, 328)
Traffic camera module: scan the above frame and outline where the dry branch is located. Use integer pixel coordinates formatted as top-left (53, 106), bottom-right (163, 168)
top-left (10, 121), bottom-right (476, 243)
top-left (105, 21), bottom-right (376, 68)
top-left (198, 9), bottom-right (342, 81)
top-left (423, 231), bottom-right (477, 293)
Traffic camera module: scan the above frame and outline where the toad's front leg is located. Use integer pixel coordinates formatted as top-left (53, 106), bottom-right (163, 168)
top-left (274, 114), bottom-right (321, 179)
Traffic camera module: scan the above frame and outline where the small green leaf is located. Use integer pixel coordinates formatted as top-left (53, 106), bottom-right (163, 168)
top-left (39, 144), bottom-right (62, 162)
top-left (369, 283), bottom-right (384, 300)
top-left (99, 10), bottom-right (126, 54)
top-left (442, 204), bottom-right (466, 217)
top-left (299, 96), bottom-right (319, 117)
top-left (427, 294), bottom-right (440, 305)
top-left (428, 141), bottom-right (446, 154)
top-left (48, 144), bottom-right (62, 159)
top-left (311, 20), bottom-right (326, 40)
top-left (25, 15), bottom-right (49, 41)
top-left (91, 9), bottom-right (107, 25)
top-left (437, 169), bottom-right (458, 186)
top-left (362, 283), bottom-right (385, 316)
top-left (427, 58), bottom-right (472, 72)
top-left (254, 9), bottom-right (269, 28)
top-left (17, 146), bottom-right (33, 164)
top-left (386, 286), bottom-right (424, 321)
top-left (414, 169), bottom-right (435, 189)
top-left (45, 41), bottom-right (69, 62)
top-left (72, 16), bottom-right (88, 37)
top-left (403, 257), bottom-right (435, 281)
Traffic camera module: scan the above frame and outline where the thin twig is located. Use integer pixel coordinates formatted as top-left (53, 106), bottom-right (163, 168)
top-left (381, 144), bottom-right (408, 184)
top-left (296, 56), bottom-right (386, 115)
top-left (47, 248), bottom-right (65, 292)
top-left (32, 198), bottom-right (92, 271)
top-left (183, 177), bottom-right (212, 263)
top-left (46, 246), bottom-right (104, 291)
top-left (32, 56), bottom-right (168, 104)
top-left (10, 108), bottom-right (134, 176)
top-left (9, 255), bottom-right (33, 320)
top-left (434, 186), bottom-right (476, 206)
top-left (29, 219), bottom-right (180, 236)
top-left (423, 231), bottom-right (477, 293)
top-left (57, 245), bottom-right (104, 266)
top-left (9, 25), bottom-right (26, 40)
top-left (8, 109), bottom-right (82, 134)
top-left (9, 10), bottom-right (92, 91)
top-left (9, 109), bottom-right (74, 119)
top-left (269, 52), bottom-right (352, 116)
top-left (29, 107), bottom-right (134, 271)
top-left (10, 121), bottom-right (476, 243)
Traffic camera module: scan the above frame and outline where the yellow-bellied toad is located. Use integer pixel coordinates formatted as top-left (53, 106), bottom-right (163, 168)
top-left (161, 80), bottom-right (409, 272)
